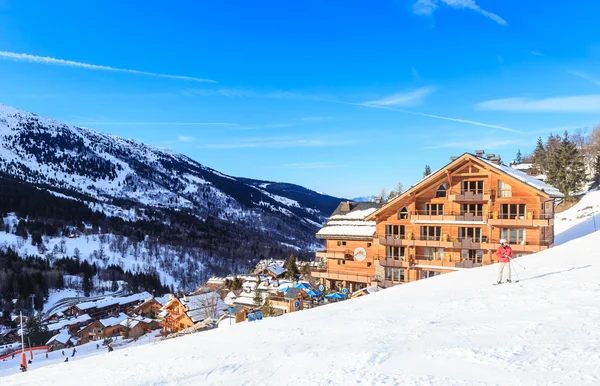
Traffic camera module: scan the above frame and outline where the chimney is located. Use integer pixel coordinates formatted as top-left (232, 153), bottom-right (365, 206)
top-left (486, 153), bottom-right (495, 160)
top-left (490, 157), bottom-right (500, 165)
top-left (375, 197), bottom-right (382, 204)
top-left (340, 201), bottom-right (351, 212)
top-left (475, 150), bottom-right (485, 157)
top-left (450, 156), bottom-right (458, 161)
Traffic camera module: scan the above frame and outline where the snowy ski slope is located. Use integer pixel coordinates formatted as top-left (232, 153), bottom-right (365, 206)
top-left (3, 195), bottom-right (600, 385)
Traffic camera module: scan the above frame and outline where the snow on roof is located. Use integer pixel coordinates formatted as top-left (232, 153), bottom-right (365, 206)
top-left (478, 157), bottom-right (564, 198)
top-left (329, 208), bottom-right (379, 220)
top-left (180, 292), bottom-right (228, 322)
top-left (510, 162), bottom-right (532, 170)
top-left (76, 292), bottom-right (152, 311)
top-left (46, 329), bottom-right (72, 345)
top-left (99, 313), bottom-right (129, 328)
top-left (351, 285), bottom-right (383, 297)
top-left (120, 317), bottom-right (154, 329)
top-left (316, 223), bottom-right (376, 238)
top-left (265, 263), bottom-right (286, 276)
top-left (46, 314), bottom-right (91, 331)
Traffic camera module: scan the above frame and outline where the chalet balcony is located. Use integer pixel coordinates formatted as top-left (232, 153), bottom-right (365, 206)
top-left (314, 250), bottom-right (355, 260)
top-left (487, 213), bottom-right (554, 227)
top-left (410, 210), bottom-right (486, 223)
top-left (379, 234), bottom-right (454, 248)
top-left (377, 256), bottom-right (410, 268)
top-left (311, 269), bottom-right (377, 284)
top-left (413, 256), bottom-right (482, 269)
top-left (448, 189), bottom-right (493, 202)
top-left (452, 236), bottom-right (489, 249)
top-left (488, 239), bottom-right (553, 253)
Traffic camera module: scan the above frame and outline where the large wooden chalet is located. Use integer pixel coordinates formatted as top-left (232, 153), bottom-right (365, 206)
top-left (159, 292), bottom-right (227, 333)
top-left (316, 152), bottom-right (563, 289)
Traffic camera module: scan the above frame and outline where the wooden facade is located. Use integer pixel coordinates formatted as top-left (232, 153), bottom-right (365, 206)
top-left (313, 202), bottom-right (383, 293)
top-left (316, 153), bottom-right (563, 289)
top-left (367, 153), bottom-right (562, 287)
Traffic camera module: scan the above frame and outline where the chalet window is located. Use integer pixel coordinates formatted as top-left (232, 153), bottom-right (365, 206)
top-left (386, 246), bottom-right (405, 259)
top-left (461, 204), bottom-right (483, 216)
top-left (424, 203), bottom-right (444, 215)
top-left (367, 262), bottom-right (372, 267)
top-left (393, 268), bottom-right (399, 282)
top-left (458, 227), bottom-right (482, 242)
top-left (501, 204), bottom-right (526, 219)
top-left (436, 184), bottom-right (447, 198)
top-left (461, 249), bottom-right (484, 263)
top-left (424, 247), bottom-right (444, 260)
top-left (337, 260), bottom-right (346, 265)
top-left (385, 225), bottom-right (404, 238)
top-left (399, 268), bottom-right (405, 282)
top-left (498, 181), bottom-right (512, 198)
top-left (421, 270), bottom-right (436, 279)
top-left (501, 228), bottom-right (526, 244)
top-left (367, 243), bottom-right (372, 248)
top-left (420, 226), bottom-right (442, 241)
top-left (337, 241), bottom-right (347, 246)
top-left (398, 207), bottom-right (409, 220)
top-left (462, 180), bottom-right (484, 194)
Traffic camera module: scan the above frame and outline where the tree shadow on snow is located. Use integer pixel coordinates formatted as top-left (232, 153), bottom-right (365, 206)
top-left (519, 265), bottom-right (592, 282)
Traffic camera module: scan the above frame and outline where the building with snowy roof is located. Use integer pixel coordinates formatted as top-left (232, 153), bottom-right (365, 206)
top-left (65, 292), bottom-right (152, 319)
top-left (313, 201), bottom-right (383, 293)
top-left (46, 329), bottom-right (74, 350)
top-left (361, 151), bottom-right (563, 287)
top-left (159, 292), bottom-right (228, 333)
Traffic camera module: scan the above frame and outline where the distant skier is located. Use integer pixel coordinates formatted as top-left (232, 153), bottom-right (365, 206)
top-left (20, 364), bottom-right (26, 372)
top-left (46, 352), bottom-right (48, 359)
top-left (11, 353), bottom-right (14, 359)
top-left (64, 357), bottom-right (68, 362)
top-left (71, 348), bottom-right (77, 357)
top-left (61, 350), bottom-right (65, 356)
top-left (496, 238), bottom-right (514, 284)
top-left (107, 345), bottom-right (114, 353)
top-left (96, 343), bottom-right (100, 350)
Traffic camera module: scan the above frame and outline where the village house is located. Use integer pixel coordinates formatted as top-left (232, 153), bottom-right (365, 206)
top-left (46, 313), bottom-right (92, 334)
top-left (313, 201), bottom-right (383, 292)
top-left (120, 316), bottom-right (159, 339)
top-left (76, 313), bottom-right (129, 344)
top-left (257, 261), bottom-right (287, 279)
top-left (270, 288), bottom-right (307, 314)
top-left (77, 320), bottom-right (103, 345)
top-left (366, 152), bottom-right (563, 286)
top-left (159, 292), bottom-right (227, 333)
top-left (64, 292), bottom-right (151, 319)
top-left (46, 330), bottom-right (74, 350)
top-left (131, 297), bottom-right (162, 318)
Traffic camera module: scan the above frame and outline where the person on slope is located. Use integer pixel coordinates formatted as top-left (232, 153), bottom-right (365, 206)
top-left (496, 238), bottom-right (514, 284)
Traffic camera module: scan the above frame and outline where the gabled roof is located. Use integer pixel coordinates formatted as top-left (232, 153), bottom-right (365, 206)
top-left (265, 263), bottom-right (286, 277)
top-left (46, 330), bottom-right (72, 345)
top-left (76, 292), bottom-right (152, 311)
top-left (99, 313), bottom-right (129, 328)
top-left (46, 314), bottom-right (91, 331)
top-left (317, 201), bottom-right (382, 240)
top-left (367, 153), bottom-right (563, 220)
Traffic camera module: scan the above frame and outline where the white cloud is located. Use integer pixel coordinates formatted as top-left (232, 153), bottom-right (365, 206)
top-left (530, 51), bottom-right (545, 56)
top-left (570, 71), bottom-right (600, 86)
top-left (475, 95), bottom-right (600, 113)
top-left (283, 162), bottom-right (339, 169)
top-left (422, 139), bottom-right (518, 150)
top-left (411, 67), bottom-right (420, 80)
top-left (178, 135), bottom-right (196, 142)
top-left (364, 86), bottom-right (436, 107)
top-left (0, 51), bottom-right (216, 83)
top-left (413, 0), bottom-right (507, 25)
top-left (201, 136), bottom-right (357, 149)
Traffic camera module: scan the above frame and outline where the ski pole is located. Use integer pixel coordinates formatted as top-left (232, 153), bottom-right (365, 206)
top-left (510, 258), bottom-right (526, 269)
top-left (510, 261), bottom-right (521, 282)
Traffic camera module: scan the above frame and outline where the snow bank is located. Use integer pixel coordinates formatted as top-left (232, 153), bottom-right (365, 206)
top-left (5, 226), bottom-right (600, 385)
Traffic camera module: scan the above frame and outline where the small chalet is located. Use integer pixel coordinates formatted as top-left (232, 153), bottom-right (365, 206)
top-left (159, 292), bottom-right (227, 333)
top-left (46, 330), bottom-right (74, 350)
top-left (46, 313), bottom-right (92, 334)
top-left (271, 288), bottom-right (307, 314)
top-left (77, 320), bottom-right (103, 345)
top-left (131, 297), bottom-right (162, 318)
top-left (258, 262), bottom-right (287, 279)
top-left (77, 313), bottom-right (129, 344)
top-left (120, 316), bottom-right (159, 339)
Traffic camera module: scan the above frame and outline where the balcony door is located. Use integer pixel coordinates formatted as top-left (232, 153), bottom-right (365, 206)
top-left (458, 227), bottom-right (482, 242)
top-left (500, 204), bottom-right (526, 219)
top-left (420, 226), bottom-right (442, 241)
top-left (386, 225), bottom-right (405, 238)
top-left (462, 180), bottom-right (484, 194)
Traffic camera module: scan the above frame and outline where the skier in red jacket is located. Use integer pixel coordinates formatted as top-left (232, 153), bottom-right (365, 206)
top-left (496, 239), bottom-right (514, 284)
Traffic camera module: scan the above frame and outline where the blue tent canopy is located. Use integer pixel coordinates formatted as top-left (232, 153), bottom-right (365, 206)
top-left (325, 292), bottom-right (345, 299)
top-left (294, 282), bottom-right (311, 289)
top-left (305, 289), bottom-right (322, 297)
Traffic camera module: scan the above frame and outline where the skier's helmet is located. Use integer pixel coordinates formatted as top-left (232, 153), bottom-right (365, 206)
top-left (499, 238), bottom-right (507, 245)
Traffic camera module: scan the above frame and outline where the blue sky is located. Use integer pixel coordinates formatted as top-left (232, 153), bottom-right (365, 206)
top-left (0, 0), bottom-right (599, 198)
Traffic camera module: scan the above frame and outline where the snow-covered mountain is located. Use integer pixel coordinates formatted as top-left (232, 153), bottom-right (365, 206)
top-left (351, 195), bottom-right (378, 202)
top-left (0, 103), bottom-right (343, 287)
top-left (4, 192), bottom-right (600, 385)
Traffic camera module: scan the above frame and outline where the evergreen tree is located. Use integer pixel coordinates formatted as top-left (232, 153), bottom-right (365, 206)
top-left (285, 253), bottom-right (300, 280)
top-left (546, 131), bottom-right (587, 200)
top-left (423, 165), bottom-right (432, 177)
top-left (262, 296), bottom-right (275, 317)
top-left (516, 149), bottom-right (523, 163)
top-left (531, 137), bottom-right (546, 175)
top-left (25, 315), bottom-right (51, 347)
top-left (590, 152), bottom-right (600, 190)
top-left (82, 272), bottom-right (94, 297)
top-left (253, 287), bottom-right (263, 308)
